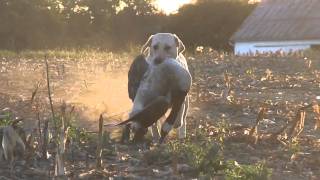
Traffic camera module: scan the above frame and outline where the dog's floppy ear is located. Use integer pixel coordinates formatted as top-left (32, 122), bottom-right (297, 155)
top-left (174, 34), bottom-right (185, 54)
top-left (141, 35), bottom-right (153, 55)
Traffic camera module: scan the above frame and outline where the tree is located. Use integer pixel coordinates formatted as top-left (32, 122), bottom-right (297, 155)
top-left (0, 0), bottom-right (64, 50)
top-left (0, 0), bottom-right (256, 51)
top-left (166, 0), bottom-right (256, 50)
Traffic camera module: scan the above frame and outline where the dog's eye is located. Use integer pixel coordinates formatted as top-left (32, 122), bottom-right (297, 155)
top-left (164, 45), bottom-right (171, 51)
top-left (153, 44), bottom-right (159, 50)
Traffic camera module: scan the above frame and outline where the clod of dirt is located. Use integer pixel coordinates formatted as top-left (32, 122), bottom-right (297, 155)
top-left (143, 148), bottom-right (171, 165)
top-left (177, 164), bottom-right (192, 173)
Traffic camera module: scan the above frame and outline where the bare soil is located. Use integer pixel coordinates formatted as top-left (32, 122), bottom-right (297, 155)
top-left (1, 52), bottom-right (320, 179)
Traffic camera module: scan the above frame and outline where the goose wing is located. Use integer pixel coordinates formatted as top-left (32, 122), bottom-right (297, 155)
top-left (128, 55), bottom-right (149, 101)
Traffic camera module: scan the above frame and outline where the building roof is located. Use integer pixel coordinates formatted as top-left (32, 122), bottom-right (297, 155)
top-left (230, 0), bottom-right (320, 43)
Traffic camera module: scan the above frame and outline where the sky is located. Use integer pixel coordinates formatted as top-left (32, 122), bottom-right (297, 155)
top-left (154, 0), bottom-right (196, 14)
top-left (155, 0), bottom-right (260, 15)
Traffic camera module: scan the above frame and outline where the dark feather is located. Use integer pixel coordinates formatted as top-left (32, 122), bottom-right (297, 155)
top-left (128, 55), bottom-right (149, 101)
top-left (115, 96), bottom-right (169, 128)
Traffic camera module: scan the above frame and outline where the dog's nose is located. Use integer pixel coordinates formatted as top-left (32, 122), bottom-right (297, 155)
top-left (154, 57), bottom-right (164, 64)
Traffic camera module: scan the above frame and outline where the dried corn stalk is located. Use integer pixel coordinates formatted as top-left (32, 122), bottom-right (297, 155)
top-left (55, 103), bottom-right (68, 177)
top-left (312, 101), bottom-right (320, 130)
top-left (288, 109), bottom-right (306, 141)
top-left (224, 71), bottom-right (231, 89)
top-left (96, 114), bottom-right (104, 169)
top-left (222, 71), bottom-right (232, 102)
top-left (248, 107), bottom-right (266, 144)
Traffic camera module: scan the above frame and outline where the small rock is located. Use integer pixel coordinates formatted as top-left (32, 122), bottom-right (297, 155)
top-left (113, 175), bottom-right (127, 180)
top-left (129, 158), bottom-right (140, 166)
top-left (116, 144), bottom-right (129, 151)
top-left (154, 168), bottom-right (173, 177)
top-left (249, 156), bottom-right (261, 162)
top-left (177, 164), bottom-right (192, 173)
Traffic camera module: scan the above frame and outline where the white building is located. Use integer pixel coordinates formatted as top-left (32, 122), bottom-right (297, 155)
top-left (230, 0), bottom-right (320, 55)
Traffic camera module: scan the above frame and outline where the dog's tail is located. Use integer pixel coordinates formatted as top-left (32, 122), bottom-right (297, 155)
top-left (108, 96), bottom-right (169, 128)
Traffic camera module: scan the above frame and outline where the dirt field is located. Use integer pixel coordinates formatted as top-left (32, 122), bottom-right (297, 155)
top-left (1, 51), bottom-right (320, 179)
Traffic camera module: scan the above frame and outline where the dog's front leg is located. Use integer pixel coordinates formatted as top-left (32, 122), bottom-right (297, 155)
top-left (159, 90), bottom-right (188, 143)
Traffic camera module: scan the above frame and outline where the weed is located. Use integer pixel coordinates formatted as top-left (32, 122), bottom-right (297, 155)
top-left (224, 160), bottom-right (272, 180)
top-left (67, 126), bottom-right (90, 143)
top-left (0, 112), bottom-right (13, 126)
top-left (164, 139), bottom-right (272, 179)
top-left (216, 119), bottom-right (231, 146)
top-left (287, 139), bottom-right (301, 156)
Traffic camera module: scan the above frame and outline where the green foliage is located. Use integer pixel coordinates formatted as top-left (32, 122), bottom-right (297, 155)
top-left (224, 160), bottom-right (272, 180)
top-left (49, 103), bottom-right (91, 145)
top-left (0, 112), bottom-right (13, 126)
top-left (287, 139), bottom-right (301, 156)
top-left (166, 140), bottom-right (225, 176)
top-left (163, 139), bottom-right (272, 178)
top-left (144, 122), bottom-right (271, 179)
top-left (67, 126), bottom-right (90, 143)
top-left (168, 140), bottom-right (207, 169)
top-left (216, 119), bottom-right (231, 145)
top-left (58, 109), bottom-right (90, 144)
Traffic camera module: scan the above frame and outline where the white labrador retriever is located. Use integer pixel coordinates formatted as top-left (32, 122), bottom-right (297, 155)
top-left (142, 33), bottom-right (190, 140)
top-left (123, 33), bottom-right (190, 143)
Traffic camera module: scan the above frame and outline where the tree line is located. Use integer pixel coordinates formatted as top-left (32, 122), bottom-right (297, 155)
top-left (0, 0), bottom-right (256, 52)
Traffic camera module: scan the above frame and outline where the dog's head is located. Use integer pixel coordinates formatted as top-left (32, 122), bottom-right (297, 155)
top-left (141, 33), bottom-right (185, 64)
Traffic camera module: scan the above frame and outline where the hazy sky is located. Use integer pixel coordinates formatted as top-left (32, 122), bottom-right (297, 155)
top-left (155, 0), bottom-right (260, 15)
top-left (154, 0), bottom-right (196, 14)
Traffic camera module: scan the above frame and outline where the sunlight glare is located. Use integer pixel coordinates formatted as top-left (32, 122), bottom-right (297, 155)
top-left (155, 0), bottom-right (194, 14)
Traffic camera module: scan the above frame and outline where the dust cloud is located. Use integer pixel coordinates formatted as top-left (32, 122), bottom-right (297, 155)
top-left (68, 71), bottom-right (132, 127)
top-left (0, 59), bottom-right (133, 131)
